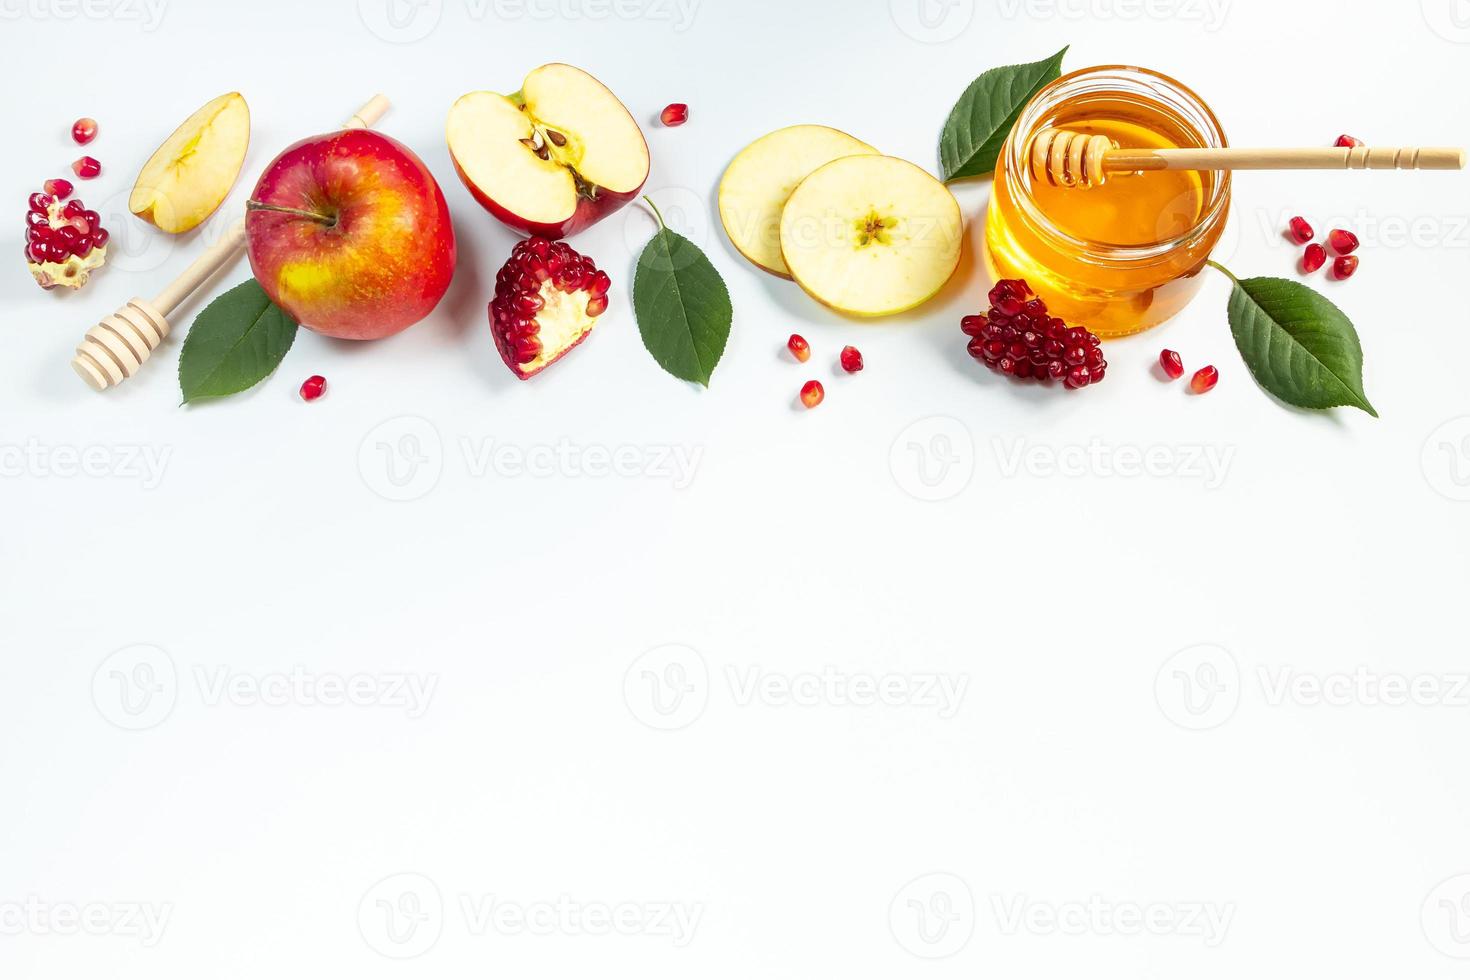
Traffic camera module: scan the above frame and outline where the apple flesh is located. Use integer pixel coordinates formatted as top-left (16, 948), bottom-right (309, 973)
top-left (779, 155), bottom-right (962, 317)
top-left (246, 128), bottom-right (456, 341)
top-left (130, 93), bottom-right (250, 234)
top-left (447, 63), bottom-right (649, 239)
top-left (719, 125), bottom-right (877, 279)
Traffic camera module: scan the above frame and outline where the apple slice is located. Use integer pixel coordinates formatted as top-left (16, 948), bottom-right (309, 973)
top-left (447, 64), bottom-right (649, 239)
top-left (718, 125), bottom-right (877, 279)
top-left (779, 156), bottom-right (962, 317)
top-left (129, 92), bottom-right (250, 234)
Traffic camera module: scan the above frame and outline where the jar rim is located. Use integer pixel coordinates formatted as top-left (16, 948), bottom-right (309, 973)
top-left (1002, 64), bottom-right (1232, 264)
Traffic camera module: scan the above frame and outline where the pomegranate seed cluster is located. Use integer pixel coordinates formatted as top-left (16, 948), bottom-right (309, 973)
top-left (963, 279), bottom-right (1106, 389)
top-left (24, 189), bottom-right (109, 290)
top-left (491, 237), bottom-right (610, 371)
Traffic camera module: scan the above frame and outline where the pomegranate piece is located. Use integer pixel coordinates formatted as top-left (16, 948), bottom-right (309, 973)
top-left (1302, 243), bottom-right (1327, 274)
top-left (839, 345), bottom-right (863, 373)
top-left (800, 380), bottom-right (824, 408)
top-left (1287, 216), bottom-right (1314, 245)
top-left (489, 237), bottom-right (610, 379)
top-left (1333, 255), bottom-right (1360, 280)
top-left (1190, 365), bottom-right (1219, 394)
top-left (43, 178), bottom-right (73, 200)
top-left (660, 103), bottom-right (689, 127)
top-left (72, 117), bottom-right (98, 145)
top-left (24, 187), bottom-right (108, 290)
top-left (1327, 229), bottom-right (1359, 255)
top-left (71, 156), bottom-right (101, 179)
top-left (787, 333), bottom-right (810, 362)
top-left (963, 278), bottom-right (1105, 388)
top-left (299, 375), bottom-right (327, 401)
top-left (1159, 349), bottom-right (1184, 380)
top-left (1334, 134), bottom-right (1363, 148)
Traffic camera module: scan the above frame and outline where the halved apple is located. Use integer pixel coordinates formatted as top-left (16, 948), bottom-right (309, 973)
top-left (718, 125), bottom-right (877, 279)
top-left (447, 64), bottom-right (650, 239)
top-left (129, 92), bottom-right (250, 234)
top-left (779, 155), bottom-right (963, 317)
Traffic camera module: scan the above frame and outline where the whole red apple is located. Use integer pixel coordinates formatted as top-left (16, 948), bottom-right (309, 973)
top-left (447, 63), bottom-right (649, 239)
top-left (246, 128), bottom-right (456, 340)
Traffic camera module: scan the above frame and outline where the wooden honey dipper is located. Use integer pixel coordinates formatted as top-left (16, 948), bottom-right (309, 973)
top-left (1028, 128), bottom-right (1468, 189)
top-left (71, 95), bottom-right (393, 392)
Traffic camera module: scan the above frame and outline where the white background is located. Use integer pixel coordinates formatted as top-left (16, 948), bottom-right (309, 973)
top-left (3, 0), bottom-right (1470, 976)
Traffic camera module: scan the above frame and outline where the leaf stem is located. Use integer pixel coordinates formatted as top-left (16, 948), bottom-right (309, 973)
top-left (642, 195), bottom-right (667, 231)
top-left (1205, 258), bottom-right (1240, 285)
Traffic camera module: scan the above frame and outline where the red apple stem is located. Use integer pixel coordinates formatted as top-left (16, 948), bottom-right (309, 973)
top-left (245, 199), bottom-right (338, 227)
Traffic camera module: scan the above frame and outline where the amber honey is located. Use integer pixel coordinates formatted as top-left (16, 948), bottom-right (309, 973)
top-left (985, 66), bottom-right (1231, 337)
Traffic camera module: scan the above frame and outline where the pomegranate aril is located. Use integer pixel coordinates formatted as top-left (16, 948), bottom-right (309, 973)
top-left (1333, 255), bottom-right (1360, 280)
top-left (962, 282), bottom-right (1105, 389)
top-left (787, 334), bottom-right (810, 363)
top-left (1327, 229), bottom-right (1359, 255)
top-left (72, 156), bottom-right (101, 179)
top-left (1287, 216), bottom-right (1314, 244)
top-left (1334, 134), bottom-right (1363, 148)
top-left (72, 117), bottom-right (97, 145)
top-left (960, 314), bottom-right (986, 337)
top-left (1191, 365), bottom-right (1219, 394)
top-left (62, 200), bottom-right (85, 218)
top-left (586, 295), bottom-right (609, 317)
top-left (25, 210), bottom-right (48, 229)
top-left (44, 178), bottom-right (73, 200)
top-left (1159, 349), bottom-right (1184, 379)
top-left (839, 346), bottom-right (864, 373)
top-left (29, 192), bottom-right (53, 213)
top-left (588, 270), bottom-right (612, 298)
top-left (1302, 243), bottom-right (1327, 274)
top-left (800, 380), bottom-right (824, 408)
top-left (299, 375), bottom-right (327, 401)
top-left (660, 103), bottom-right (689, 127)
top-left (91, 227), bottom-right (109, 248)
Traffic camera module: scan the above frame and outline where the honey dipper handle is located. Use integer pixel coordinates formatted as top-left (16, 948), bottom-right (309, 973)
top-left (1106, 146), bottom-right (1468, 173)
top-left (74, 96), bottom-right (391, 392)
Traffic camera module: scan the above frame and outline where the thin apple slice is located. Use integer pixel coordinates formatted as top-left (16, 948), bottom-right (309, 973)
top-left (129, 93), bottom-right (250, 235)
top-left (779, 155), bottom-right (962, 317)
top-left (719, 125), bottom-right (877, 279)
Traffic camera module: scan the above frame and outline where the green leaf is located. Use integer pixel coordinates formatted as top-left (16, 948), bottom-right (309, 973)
top-left (1221, 272), bottom-right (1377, 417)
top-left (179, 279), bottom-right (298, 404)
top-left (939, 46), bottom-right (1069, 182)
top-left (633, 197), bottom-right (733, 387)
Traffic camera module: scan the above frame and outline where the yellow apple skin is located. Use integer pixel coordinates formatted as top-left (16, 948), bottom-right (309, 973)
top-left (130, 93), bottom-right (250, 235)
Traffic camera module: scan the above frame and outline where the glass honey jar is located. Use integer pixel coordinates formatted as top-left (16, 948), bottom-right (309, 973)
top-left (984, 66), bottom-right (1231, 338)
